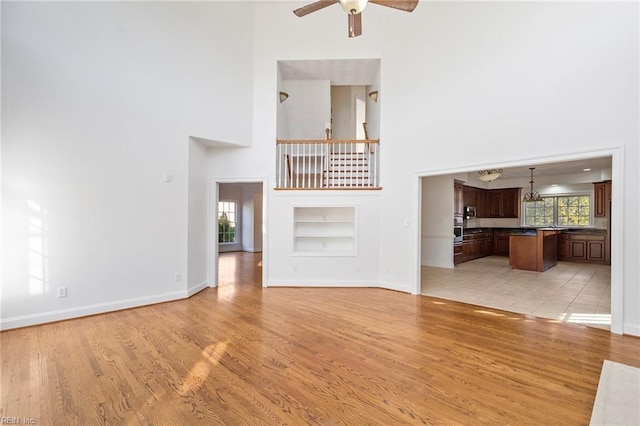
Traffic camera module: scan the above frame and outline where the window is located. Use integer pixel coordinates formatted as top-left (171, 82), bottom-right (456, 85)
top-left (218, 201), bottom-right (237, 243)
top-left (523, 195), bottom-right (591, 227)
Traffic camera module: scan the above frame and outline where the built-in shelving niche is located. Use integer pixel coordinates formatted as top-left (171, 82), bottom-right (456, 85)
top-left (293, 206), bottom-right (357, 256)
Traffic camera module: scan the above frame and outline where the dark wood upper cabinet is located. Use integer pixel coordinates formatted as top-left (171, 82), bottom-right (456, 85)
top-left (594, 180), bottom-right (611, 218)
top-left (461, 185), bottom-right (521, 219)
top-left (463, 186), bottom-right (478, 208)
top-left (501, 188), bottom-right (521, 218)
top-left (476, 189), bottom-right (488, 218)
top-left (454, 180), bottom-right (464, 216)
top-left (485, 188), bottom-right (521, 218)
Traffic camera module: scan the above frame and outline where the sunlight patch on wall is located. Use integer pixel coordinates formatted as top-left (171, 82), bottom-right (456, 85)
top-left (28, 200), bottom-right (49, 295)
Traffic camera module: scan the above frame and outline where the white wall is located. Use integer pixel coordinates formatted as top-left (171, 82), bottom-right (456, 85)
top-left (252, 191), bottom-right (264, 252)
top-left (282, 80), bottom-right (331, 139)
top-left (1, 2), bottom-right (254, 328)
top-left (241, 183), bottom-right (263, 253)
top-left (365, 65), bottom-right (381, 140)
top-left (276, 67), bottom-right (290, 139)
top-left (331, 85), bottom-right (367, 140)
top-left (331, 86), bottom-right (352, 139)
top-left (267, 193), bottom-right (383, 289)
top-left (187, 138), bottom-right (209, 294)
top-left (421, 176), bottom-right (456, 268)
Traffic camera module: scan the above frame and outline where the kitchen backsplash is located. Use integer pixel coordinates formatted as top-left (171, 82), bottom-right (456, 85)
top-left (465, 217), bottom-right (608, 230)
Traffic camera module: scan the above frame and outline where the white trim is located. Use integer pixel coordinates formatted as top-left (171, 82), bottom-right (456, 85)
top-left (414, 146), bottom-right (624, 334)
top-left (623, 323), bottom-right (640, 337)
top-left (377, 280), bottom-right (413, 294)
top-left (187, 280), bottom-right (209, 297)
top-left (412, 173), bottom-right (423, 295)
top-left (267, 279), bottom-right (411, 293)
top-left (1, 290), bottom-right (188, 331)
top-left (609, 147), bottom-right (624, 335)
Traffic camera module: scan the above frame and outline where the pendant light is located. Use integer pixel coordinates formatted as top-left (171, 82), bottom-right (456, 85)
top-left (523, 167), bottom-right (543, 202)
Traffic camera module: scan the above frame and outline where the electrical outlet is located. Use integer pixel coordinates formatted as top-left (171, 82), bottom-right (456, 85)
top-left (57, 287), bottom-right (67, 298)
top-left (175, 273), bottom-right (182, 282)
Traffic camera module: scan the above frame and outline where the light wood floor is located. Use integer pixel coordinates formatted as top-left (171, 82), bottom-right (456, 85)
top-left (1, 252), bottom-right (639, 425)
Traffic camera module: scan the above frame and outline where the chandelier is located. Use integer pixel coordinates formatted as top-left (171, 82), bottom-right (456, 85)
top-left (523, 167), bottom-right (543, 202)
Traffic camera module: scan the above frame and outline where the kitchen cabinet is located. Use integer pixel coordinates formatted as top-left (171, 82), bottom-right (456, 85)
top-left (493, 231), bottom-right (510, 256)
top-left (454, 244), bottom-right (463, 265)
top-left (509, 229), bottom-right (558, 272)
top-left (454, 180), bottom-right (464, 217)
top-left (594, 180), bottom-right (611, 218)
top-left (557, 232), bottom-right (607, 264)
top-left (557, 233), bottom-right (570, 260)
top-left (461, 232), bottom-right (494, 262)
top-left (462, 185), bottom-right (520, 219)
top-left (487, 188), bottom-right (521, 218)
top-left (570, 237), bottom-right (605, 262)
top-left (463, 186), bottom-right (478, 209)
top-left (476, 190), bottom-right (488, 218)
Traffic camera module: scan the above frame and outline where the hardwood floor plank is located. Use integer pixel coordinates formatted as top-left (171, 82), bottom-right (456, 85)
top-left (1, 252), bottom-right (639, 424)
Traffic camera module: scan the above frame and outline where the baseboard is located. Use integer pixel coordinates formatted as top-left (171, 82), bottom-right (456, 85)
top-left (267, 279), bottom-right (377, 288)
top-left (187, 280), bottom-right (209, 297)
top-left (376, 280), bottom-right (413, 294)
top-left (623, 322), bottom-right (640, 337)
top-left (266, 279), bottom-right (411, 294)
top-left (0, 290), bottom-right (189, 331)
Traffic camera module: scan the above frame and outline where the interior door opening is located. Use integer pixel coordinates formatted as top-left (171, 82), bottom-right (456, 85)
top-left (215, 181), bottom-right (264, 290)
top-left (418, 153), bottom-right (618, 333)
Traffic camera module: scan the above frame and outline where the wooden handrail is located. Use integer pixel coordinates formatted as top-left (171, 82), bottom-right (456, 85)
top-left (276, 139), bottom-right (380, 145)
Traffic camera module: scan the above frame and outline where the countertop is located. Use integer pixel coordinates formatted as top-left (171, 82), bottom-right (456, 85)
top-left (463, 227), bottom-right (607, 235)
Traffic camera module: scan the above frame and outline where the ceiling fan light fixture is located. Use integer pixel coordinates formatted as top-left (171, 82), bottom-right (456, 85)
top-left (339, 0), bottom-right (368, 14)
top-left (477, 169), bottom-right (503, 182)
top-left (523, 167), bottom-right (543, 202)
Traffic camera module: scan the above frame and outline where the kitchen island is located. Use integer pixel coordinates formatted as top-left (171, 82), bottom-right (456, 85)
top-left (509, 228), bottom-right (565, 272)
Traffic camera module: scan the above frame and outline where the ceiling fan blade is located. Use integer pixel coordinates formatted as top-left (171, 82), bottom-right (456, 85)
top-left (369, 0), bottom-right (419, 13)
top-left (348, 12), bottom-right (362, 38)
top-left (293, 0), bottom-right (339, 17)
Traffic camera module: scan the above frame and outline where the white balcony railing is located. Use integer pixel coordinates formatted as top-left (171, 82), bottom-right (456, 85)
top-left (276, 139), bottom-right (381, 190)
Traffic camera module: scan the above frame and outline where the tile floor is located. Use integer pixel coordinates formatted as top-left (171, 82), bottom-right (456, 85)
top-left (421, 255), bottom-right (611, 330)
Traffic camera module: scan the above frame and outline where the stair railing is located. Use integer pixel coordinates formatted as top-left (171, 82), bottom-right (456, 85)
top-left (276, 139), bottom-right (380, 190)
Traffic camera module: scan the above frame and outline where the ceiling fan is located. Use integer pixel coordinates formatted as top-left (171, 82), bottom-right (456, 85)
top-left (293, 0), bottom-right (419, 38)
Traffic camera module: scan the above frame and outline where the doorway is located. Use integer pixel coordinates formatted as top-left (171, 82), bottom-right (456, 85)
top-left (415, 148), bottom-right (623, 334)
top-left (211, 179), bottom-right (266, 289)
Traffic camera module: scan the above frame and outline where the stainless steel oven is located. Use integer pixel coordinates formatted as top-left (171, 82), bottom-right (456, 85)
top-left (454, 216), bottom-right (463, 243)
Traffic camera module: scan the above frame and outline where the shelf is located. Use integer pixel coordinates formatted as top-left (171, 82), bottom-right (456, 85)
top-left (293, 206), bottom-right (357, 256)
